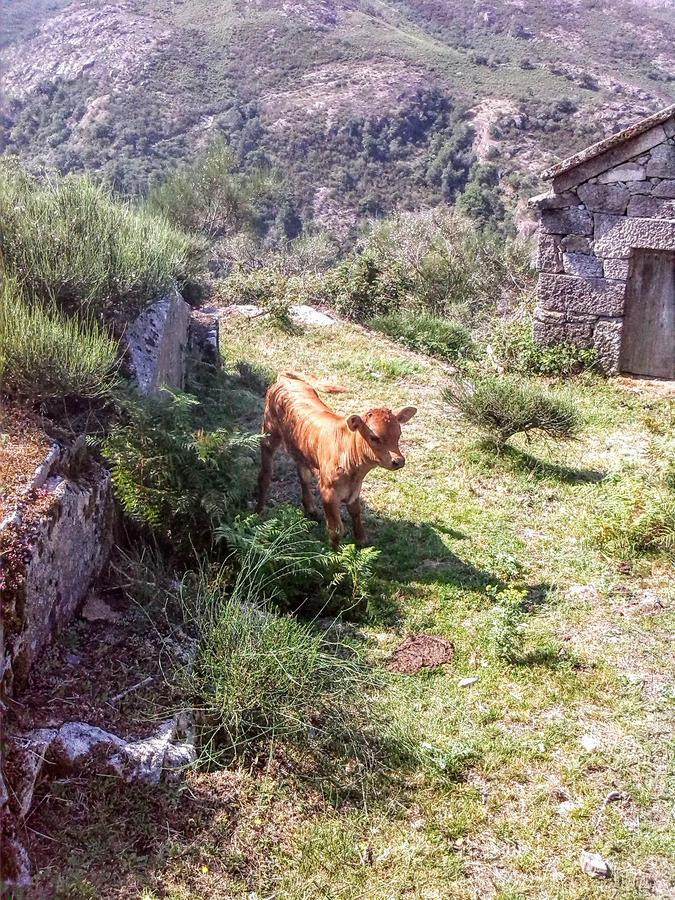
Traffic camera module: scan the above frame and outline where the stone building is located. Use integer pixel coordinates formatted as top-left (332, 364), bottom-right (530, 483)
top-left (529, 104), bottom-right (675, 379)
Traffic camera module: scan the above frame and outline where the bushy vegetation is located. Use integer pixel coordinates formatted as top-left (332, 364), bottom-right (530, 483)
top-left (217, 505), bottom-right (378, 616)
top-left (103, 389), bottom-right (259, 551)
top-left (444, 374), bottom-right (581, 447)
top-left (371, 310), bottom-right (474, 362)
top-left (492, 316), bottom-right (599, 376)
top-left (146, 141), bottom-right (282, 240)
top-left (324, 210), bottom-right (534, 324)
top-left (0, 160), bottom-right (202, 323)
top-left (0, 275), bottom-right (118, 403)
top-left (177, 523), bottom-right (367, 760)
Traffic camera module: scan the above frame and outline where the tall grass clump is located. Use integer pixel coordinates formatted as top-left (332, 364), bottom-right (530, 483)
top-left (444, 374), bottom-right (581, 447)
top-left (491, 316), bottom-right (598, 376)
top-left (0, 276), bottom-right (118, 402)
top-left (0, 160), bottom-right (202, 323)
top-left (371, 309), bottom-right (474, 362)
top-left (591, 473), bottom-right (675, 560)
top-left (178, 519), bottom-right (366, 760)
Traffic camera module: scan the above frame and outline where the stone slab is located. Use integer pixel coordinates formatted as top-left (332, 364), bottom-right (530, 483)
top-left (593, 215), bottom-right (675, 258)
top-left (537, 232), bottom-right (563, 273)
top-left (652, 179), bottom-right (675, 199)
top-left (126, 287), bottom-right (190, 396)
top-left (563, 252), bottom-right (603, 277)
top-left (561, 235), bottom-right (592, 253)
top-left (646, 143), bottom-right (675, 178)
top-left (538, 273), bottom-right (626, 316)
top-left (626, 194), bottom-right (675, 219)
top-left (603, 259), bottom-right (630, 280)
top-left (541, 207), bottom-right (593, 235)
top-left (528, 190), bottom-right (579, 209)
top-left (552, 125), bottom-right (667, 192)
top-left (577, 182), bottom-right (629, 213)
top-left (597, 162), bottom-right (645, 184)
top-left (593, 318), bottom-right (623, 374)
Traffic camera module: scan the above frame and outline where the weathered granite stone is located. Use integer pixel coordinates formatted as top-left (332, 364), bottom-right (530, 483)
top-left (626, 180), bottom-right (656, 194)
top-left (552, 126), bottom-right (666, 192)
top-left (646, 143), bottom-right (675, 178)
top-left (533, 316), bottom-right (567, 345)
top-left (652, 179), bottom-right (675, 199)
top-left (126, 287), bottom-right (190, 396)
top-left (528, 190), bottom-right (579, 209)
top-left (603, 259), bottom-right (630, 280)
top-left (665, 118), bottom-right (675, 139)
top-left (561, 234), bottom-right (592, 252)
top-left (563, 252), bottom-right (604, 277)
top-left (577, 182), bottom-right (629, 213)
top-left (593, 319), bottom-right (623, 374)
top-left (537, 232), bottom-right (564, 273)
top-left (565, 321), bottom-right (594, 347)
top-left (538, 273), bottom-right (625, 316)
top-left (626, 194), bottom-right (675, 219)
top-left (2, 467), bottom-right (114, 695)
top-left (597, 162), bottom-right (645, 183)
top-left (594, 215), bottom-right (675, 258)
top-left (541, 207), bottom-right (593, 235)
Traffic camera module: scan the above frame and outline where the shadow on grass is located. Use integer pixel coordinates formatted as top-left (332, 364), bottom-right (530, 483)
top-left (492, 444), bottom-right (606, 485)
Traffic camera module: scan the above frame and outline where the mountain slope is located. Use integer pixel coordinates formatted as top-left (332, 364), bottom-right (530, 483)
top-left (1, 0), bottom-right (674, 227)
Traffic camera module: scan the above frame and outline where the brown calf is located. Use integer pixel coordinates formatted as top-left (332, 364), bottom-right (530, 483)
top-left (256, 371), bottom-right (416, 546)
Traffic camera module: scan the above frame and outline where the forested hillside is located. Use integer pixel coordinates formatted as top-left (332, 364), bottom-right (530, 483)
top-left (2, 0), bottom-right (674, 230)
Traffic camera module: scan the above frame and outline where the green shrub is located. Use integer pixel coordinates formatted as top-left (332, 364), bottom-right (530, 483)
top-left (591, 475), bottom-right (675, 559)
top-left (217, 505), bottom-right (378, 616)
top-left (103, 390), bottom-right (259, 550)
top-left (485, 586), bottom-right (528, 662)
top-left (444, 375), bottom-right (581, 447)
top-left (178, 520), bottom-right (365, 758)
top-left (217, 267), bottom-right (301, 330)
top-left (0, 160), bottom-right (202, 323)
top-left (492, 317), bottom-right (598, 376)
top-left (371, 310), bottom-right (474, 362)
top-left (146, 139), bottom-right (279, 239)
top-left (0, 276), bottom-right (118, 402)
top-left (324, 252), bottom-right (410, 321)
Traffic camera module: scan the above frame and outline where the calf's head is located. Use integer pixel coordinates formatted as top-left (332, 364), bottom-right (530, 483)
top-left (347, 406), bottom-right (416, 470)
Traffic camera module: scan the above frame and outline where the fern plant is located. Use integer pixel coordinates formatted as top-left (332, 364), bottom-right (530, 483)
top-left (217, 505), bottom-right (378, 616)
top-left (103, 389), bottom-right (259, 550)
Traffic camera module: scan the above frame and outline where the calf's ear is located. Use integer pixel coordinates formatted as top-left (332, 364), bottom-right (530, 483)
top-left (395, 406), bottom-right (417, 424)
top-left (347, 414), bottom-right (363, 432)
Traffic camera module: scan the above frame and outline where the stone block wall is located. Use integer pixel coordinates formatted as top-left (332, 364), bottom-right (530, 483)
top-left (532, 121), bottom-right (675, 373)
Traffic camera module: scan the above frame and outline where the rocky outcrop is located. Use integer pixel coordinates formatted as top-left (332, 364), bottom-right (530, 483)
top-left (126, 286), bottom-right (191, 395)
top-left (530, 111), bottom-right (675, 374)
top-left (1, 446), bottom-right (114, 698)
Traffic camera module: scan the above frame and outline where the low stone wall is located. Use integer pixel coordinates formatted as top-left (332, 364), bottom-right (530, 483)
top-left (126, 286), bottom-right (191, 395)
top-left (0, 447), bottom-right (114, 698)
top-left (531, 123), bottom-right (675, 373)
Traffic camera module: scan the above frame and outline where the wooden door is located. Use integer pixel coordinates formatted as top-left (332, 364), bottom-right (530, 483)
top-left (620, 249), bottom-right (675, 379)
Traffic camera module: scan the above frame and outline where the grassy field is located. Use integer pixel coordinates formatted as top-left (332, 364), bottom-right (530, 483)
top-left (29, 316), bottom-right (673, 898)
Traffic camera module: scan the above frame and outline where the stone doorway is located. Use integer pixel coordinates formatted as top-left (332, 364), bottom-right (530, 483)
top-left (620, 249), bottom-right (675, 380)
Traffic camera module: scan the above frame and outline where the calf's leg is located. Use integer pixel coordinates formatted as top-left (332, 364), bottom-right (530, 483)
top-left (256, 431), bottom-right (281, 513)
top-left (320, 485), bottom-right (344, 548)
top-left (296, 462), bottom-right (320, 520)
top-left (347, 497), bottom-right (367, 547)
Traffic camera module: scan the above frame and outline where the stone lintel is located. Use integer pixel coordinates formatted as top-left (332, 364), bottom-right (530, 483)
top-left (551, 125), bottom-right (667, 193)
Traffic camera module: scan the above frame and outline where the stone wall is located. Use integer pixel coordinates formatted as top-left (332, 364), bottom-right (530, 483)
top-left (126, 286), bottom-right (190, 395)
top-left (531, 119), bottom-right (675, 373)
top-left (0, 447), bottom-right (114, 698)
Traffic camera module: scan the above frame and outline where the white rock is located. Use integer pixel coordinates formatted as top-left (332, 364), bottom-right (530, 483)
top-left (458, 677), bottom-right (479, 688)
top-left (580, 734), bottom-right (599, 752)
top-left (581, 850), bottom-right (612, 878)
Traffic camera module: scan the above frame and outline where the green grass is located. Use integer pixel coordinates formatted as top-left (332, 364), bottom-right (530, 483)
top-left (371, 309), bottom-right (474, 361)
top-left (28, 318), bottom-right (675, 898)
top-left (0, 161), bottom-right (202, 323)
top-left (0, 275), bottom-right (118, 402)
